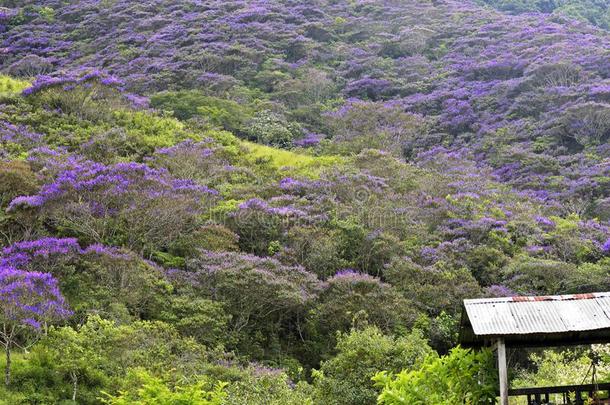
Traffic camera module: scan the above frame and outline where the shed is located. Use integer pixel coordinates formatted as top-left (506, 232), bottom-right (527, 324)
top-left (459, 292), bottom-right (610, 405)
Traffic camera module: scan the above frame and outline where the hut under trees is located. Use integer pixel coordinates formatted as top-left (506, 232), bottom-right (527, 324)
top-left (460, 292), bottom-right (610, 405)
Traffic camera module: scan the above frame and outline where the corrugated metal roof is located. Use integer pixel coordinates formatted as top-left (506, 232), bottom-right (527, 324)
top-left (463, 292), bottom-right (610, 336)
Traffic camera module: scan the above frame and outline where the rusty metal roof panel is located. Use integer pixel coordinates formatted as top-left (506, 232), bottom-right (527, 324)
top-left (463, 292), bottom-right (610, 337)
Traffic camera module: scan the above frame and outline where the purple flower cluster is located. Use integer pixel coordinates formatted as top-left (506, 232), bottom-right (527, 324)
top-left (0, 266), bottom-right (71, 329)
top-left (9, 160), bottom-right (218, 212)
top-left (294, 132), bottom-right (324, 147)
top-left (237, 198), bottom-right (307, 218)
top-left (535, 216), bottom-right (556, 228)
top-left (22, 70), bottom-right (124, 97)
top-left (486, 285), bottom-right (515, 298)
top-left (330, 269), bottom-right (379, 284)
top-left (0, 121), bottom-right (43, 146)
top-left (1, 237), bottom-right (133, 270)
top-left (1, 238), bottom-right (81, 268)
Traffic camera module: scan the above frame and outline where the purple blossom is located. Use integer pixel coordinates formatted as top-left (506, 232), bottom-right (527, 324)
top-left (535, 216), bottom-right (555, 228)
top-left (22, 71), bottom-right (124, 97)
top-left (330, 269), bottom-right (378, 283)
top-left (487, 285), bottom-right (515, 298)
top-left (294, 132), bottom-right (324, 147)
top-left (8, 195), bottom-right (45, 209)
top-left (8, 159), bottom-right (218, 211)
top-left (1, 238), bottom-right (141, 271)
top-left (1, 238), bottom-right (81, 268)
top-left (0, 266), bottom-right (72, 330)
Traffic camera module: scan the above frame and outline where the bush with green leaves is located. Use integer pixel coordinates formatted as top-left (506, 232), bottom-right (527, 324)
top-left (23, 73), bottom-right (133, 123)
top-left (157, 296), bottom-right (231, 348)
top-left (150, 90), bottom-right (254, 134)
top-left (325, 100), bottom-right (428, 158)
top-left (8, 316), bottom-right (213, 404)
top-left (373, 347), bottom-right (497, 405)
top-left (313, 326), bottom-right (432, 405)
top-left (245, 110), bottom-right (303, 147)
top-left (0, 76), bottom-right (29, 95)
top-left (0, 160), bottom-right (39, 209)
top-left (176, 251), bottom-right (321, 361)
top-left (385, 257), bottom-right (481, 316)
top-left (101, 369), bottom-right (227, 405)
top-left (305, 271), bottom-right (420, 360)
top-left (222, 367), bottom-right (314, 405)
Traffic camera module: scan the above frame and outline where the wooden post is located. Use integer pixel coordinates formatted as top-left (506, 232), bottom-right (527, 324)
top-left (497, 338), bottom-right (509, 405)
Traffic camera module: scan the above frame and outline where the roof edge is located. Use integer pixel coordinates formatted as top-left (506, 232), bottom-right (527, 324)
top-left (464, 292), bottom-right (610, 305)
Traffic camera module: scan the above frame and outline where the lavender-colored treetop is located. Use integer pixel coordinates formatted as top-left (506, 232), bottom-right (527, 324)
top-left (0, 266), bottom-right (71, 329)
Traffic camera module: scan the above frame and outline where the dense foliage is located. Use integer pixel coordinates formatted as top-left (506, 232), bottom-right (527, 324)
top-left (479, 0), bottom-right (610, 29)
top-left (0, 0), bottom-right (608, 403)
top-left (373, 347), bottom-right (497, 405)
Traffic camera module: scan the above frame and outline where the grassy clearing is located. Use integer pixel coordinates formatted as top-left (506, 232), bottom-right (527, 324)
top-left (0, 75), bottom-right (30, 95)
top-left (243, 141), bottom-right (344, 176)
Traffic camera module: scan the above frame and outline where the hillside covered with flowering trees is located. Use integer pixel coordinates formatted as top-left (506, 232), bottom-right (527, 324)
top-left (0, 0), bottom-right (608, 403)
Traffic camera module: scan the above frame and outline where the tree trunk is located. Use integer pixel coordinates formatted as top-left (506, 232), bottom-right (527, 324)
top-left (71, 371), bottom-right (78, 402)
top-left (4, 345), bottom-right (10, 386)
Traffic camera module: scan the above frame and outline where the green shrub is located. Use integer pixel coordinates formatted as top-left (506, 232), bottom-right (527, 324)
top-left (313, 326), bottom-right (432, 405)
top-left (223, 369), bottom-right (313, 405)
top-left (0, 75), bottom-right (30, 95)
top-left (373, 347), bottom-right (497, 405)
top-left (150, 90), bottom-right (253, 133)
top-left (244, 110), bottom-right (303, 147)
top-left (101, 369), bottom-right (227, 405)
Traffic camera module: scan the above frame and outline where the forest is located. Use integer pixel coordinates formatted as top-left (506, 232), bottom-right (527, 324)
top-left (0, 0), bottom-right (608, 403)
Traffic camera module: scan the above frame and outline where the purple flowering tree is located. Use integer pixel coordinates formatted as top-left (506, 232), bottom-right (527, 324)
top-left (0, 237), bottom-right (170, 318)
top-left (0, 266), bottom-right (71, 385)
top-left (9, 159), bottom-right (218, 254)
top-left (21, 70), bottom-right (143, 121)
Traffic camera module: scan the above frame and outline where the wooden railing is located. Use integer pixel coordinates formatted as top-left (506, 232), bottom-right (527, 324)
top-left (509, 382), bottom-right (610, 404)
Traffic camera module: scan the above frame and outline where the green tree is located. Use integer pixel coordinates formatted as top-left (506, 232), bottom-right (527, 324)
top-left (245, 110), bottom-right (303, 147)
top-left (373, 347), bottom-right (497, 405)
top-left (306, 272), bottom-right (420, 360)
top-left (157, 296), bottom-right (231, 347)
top-left (313, 326), bottom-right (432, 405)
top-left (46, 326), bottom-right (102, 402)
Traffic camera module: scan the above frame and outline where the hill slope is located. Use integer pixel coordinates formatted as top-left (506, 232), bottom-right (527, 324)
top-left (0, 1), bottom-right (608, 403)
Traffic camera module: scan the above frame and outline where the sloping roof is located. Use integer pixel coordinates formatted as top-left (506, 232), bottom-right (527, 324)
top-left (459, 292), bottom-right (610, 347)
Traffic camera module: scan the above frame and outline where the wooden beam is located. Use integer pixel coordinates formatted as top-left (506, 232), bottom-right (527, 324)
top-left (498, 338), bottom-right (509, 405)
top-left (461, 328), bottom-right (610, 349)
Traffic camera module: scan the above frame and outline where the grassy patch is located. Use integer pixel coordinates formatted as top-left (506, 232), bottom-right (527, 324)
top-left (0, 76), bottom-right (30, 96)
top-left (243, 141), bottom-right (344, 176)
